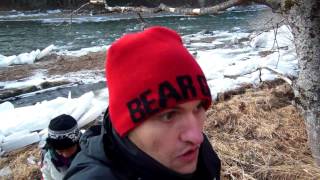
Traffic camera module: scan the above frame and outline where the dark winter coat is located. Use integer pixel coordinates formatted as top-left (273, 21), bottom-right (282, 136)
top-left (64, 112), bottom-right (221, 180)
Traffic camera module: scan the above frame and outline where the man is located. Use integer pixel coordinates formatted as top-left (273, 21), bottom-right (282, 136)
top-left (41, 114), bottom-right (81, 180)
top-left (64, 26), bottom-right (221, 180)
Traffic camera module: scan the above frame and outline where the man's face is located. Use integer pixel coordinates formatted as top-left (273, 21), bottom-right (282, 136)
top-left (55, 145), bottom-right (78, 158)
top-left (128, 100), bottom-right (206, 174)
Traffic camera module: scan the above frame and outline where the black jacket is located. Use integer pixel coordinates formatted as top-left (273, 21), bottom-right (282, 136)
top-left (64, 112), bottom-right (221, 180)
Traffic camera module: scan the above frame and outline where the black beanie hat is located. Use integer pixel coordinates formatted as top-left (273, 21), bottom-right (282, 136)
top-left (46, 114), bottom-right (80, 150)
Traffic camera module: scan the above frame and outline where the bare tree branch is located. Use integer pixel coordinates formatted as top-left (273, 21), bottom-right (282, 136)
top-left (70, 2), bottom-right (90, 24)
top-left (137, 12), bottom-right (149, 30)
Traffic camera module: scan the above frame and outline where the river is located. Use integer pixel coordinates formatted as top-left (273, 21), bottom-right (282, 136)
top-left (0, 5), bottom-right (268, 56)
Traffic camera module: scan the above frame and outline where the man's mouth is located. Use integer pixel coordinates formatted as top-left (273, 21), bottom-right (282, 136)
top-left (177, 147), bottom-right (199, 162)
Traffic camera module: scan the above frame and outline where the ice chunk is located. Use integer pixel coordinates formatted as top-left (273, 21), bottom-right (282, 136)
top-left (0, 102), bottom-right (14, 112)
top-left (1, 132), bottom-right (40, 152)
top-left (71, 91), bottom-right (94, 120)
top-left (36, 44), bottom-right (56, 60)
top-left (14, 49), bottom-right (40, 64)
top-left (3, 130), bottom-right (30, 143)
top-left (77, 99), bottom-right (106, 128)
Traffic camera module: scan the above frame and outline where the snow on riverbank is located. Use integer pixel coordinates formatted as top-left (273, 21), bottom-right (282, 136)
top-left (193, 25), bottom-right (297, 99)
top-left (0, 45), bottom-right (109, 67)
top-left (0, 25), bottom-right (297, 153)
top-left (0, 45), bottom-right (56, 67)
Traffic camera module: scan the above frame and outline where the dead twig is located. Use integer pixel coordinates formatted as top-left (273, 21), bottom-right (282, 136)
top-left (261, 66), bottom-right (292, 86)
top-left (70, 2), bottom-right (91, 25)
top-left (224, 66), bottom-right (293, 86)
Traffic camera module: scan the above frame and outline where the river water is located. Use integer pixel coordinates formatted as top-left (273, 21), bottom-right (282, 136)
top-left (0, 5), bottom-right (268, 56)
top-left (1, 5), bottom-right (276, 107)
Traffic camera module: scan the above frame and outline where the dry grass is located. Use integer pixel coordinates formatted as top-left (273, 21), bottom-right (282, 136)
top-left (1, 81), bottom-right (320, 179)
top-left (205, 81), bottom-right (320, 180)
top-left (0, 145), bottom-right (41, 180)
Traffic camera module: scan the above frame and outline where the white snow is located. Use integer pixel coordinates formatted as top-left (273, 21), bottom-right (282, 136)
top-left (250, 25), bottom-right (294, 49)
top-left (0, 44), bottom-right (109, 68)
top-left (0, 69), bottom-right (105, 92)
top-left (0, 44), bottom-right (56, 67)
top-left (0, 25), bottom-right (298, 153)
top-left (183, 25), bottom-right (297, 99)
top-left (0, 102), bottom-right (14, 112)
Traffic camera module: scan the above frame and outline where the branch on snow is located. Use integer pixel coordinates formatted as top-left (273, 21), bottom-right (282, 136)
top-left (224, 66), bottom-right (293, 86)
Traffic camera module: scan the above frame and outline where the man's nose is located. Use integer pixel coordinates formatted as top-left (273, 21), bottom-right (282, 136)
top-left (180, 113), bottom-right (204, 145)
top-left (60, 151), bottom-right (71, 158)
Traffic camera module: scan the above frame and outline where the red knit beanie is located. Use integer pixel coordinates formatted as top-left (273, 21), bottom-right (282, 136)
top-left (106, 26), bottom-right (212, 137)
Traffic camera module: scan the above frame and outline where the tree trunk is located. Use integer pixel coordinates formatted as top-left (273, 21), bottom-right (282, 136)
top-left (287, 0), bottom-right (320, 165)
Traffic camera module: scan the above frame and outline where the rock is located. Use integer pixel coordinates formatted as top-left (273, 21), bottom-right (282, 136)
top-left (0, 166), bottom-right (12, 177)
top-left (258, 50), bottom-right (276, 57)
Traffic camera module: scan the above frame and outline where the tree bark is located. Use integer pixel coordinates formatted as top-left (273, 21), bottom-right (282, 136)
top-left (286, 0), bottom-right (320, 165)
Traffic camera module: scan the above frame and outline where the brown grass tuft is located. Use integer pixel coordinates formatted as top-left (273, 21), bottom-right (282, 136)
top-left (205, 81), bottom-right (320, 180)
top-left (0, 145), bottom-right (41, 180)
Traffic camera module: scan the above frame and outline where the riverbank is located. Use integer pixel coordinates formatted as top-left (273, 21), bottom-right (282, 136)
top-left (1, 82), bottom-right (319, 179)
top-left (0, 51), bottom-right (105, 105)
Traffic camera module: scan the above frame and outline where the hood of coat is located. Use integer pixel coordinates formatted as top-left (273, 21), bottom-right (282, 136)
top-left (77, 124), bottom-right (110, 166)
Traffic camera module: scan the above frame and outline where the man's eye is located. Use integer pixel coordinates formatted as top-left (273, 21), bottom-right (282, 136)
top-left (194, 102), bottom-right (205, 112)
top-left (159, 111), bottom-right (176, 122)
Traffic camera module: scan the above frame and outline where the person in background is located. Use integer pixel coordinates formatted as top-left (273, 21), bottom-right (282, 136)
top-left (41, 114), bottom-right (81, 180)
top-left (64, 26), bottom-right (221, 180)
